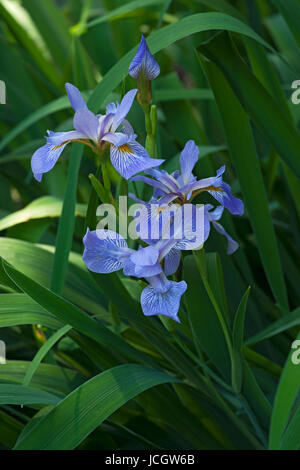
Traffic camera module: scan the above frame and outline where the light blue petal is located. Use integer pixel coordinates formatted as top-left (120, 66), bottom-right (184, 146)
top-left (141, 278), bottom-right (187, 322)
top-left (180, 140), bottom-right (199, 185)
top-left (129, 35), bottom-right (160, 81)
top-left (212, 221), bottom-right (239, 254)
top-left (130, 245), bottom-right (159, 266)
top-left (31, 130), bottom-right (85, 182)
top-left (110, 138), bottom-right (164, 180)
top-left (111, 89), bottom-right (137, 132)
top-left (164, 248), bottom-right (181, 276)
top-left (82, 229), bottom-right (130, 273)
top-left (208, 181), bottom-right (244, 216)
top-left (74, 108), bottom-right (99, 142)
top-left (65, 83), bottom-right (87, 111)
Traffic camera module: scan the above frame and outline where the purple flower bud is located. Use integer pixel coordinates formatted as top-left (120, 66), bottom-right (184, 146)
top-left (129, 35), bottom-right (160, 81)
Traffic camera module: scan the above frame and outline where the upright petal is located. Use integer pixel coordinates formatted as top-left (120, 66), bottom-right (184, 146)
top-left (129, 35), bottom-right (160, 81)
top-left (65, 83), bottom-right (87, 111)
top-left (164, 248), bottom-right (181, 276)
top-left (180, 140), bottom-right (199, 185)
top-left (111, 89), bottom-right (137, 132)
top-left (74, 108), bottom-right (99, 142)
top-left (130, 245), bottom-right (159, 266)
top-left (141, 276), bottom-right (187, 322)
top-left (82, 229), bottom-right (131, 273)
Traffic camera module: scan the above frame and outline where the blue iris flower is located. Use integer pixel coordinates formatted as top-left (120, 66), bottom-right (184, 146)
top-left (129, 35), bottom-right (160, 81)
top-left (83, 228), bottom-right (188, 322)
top-left (131, 140), bottom-right (244, 216)
top-left (31, 83), bottom-right (164, 181)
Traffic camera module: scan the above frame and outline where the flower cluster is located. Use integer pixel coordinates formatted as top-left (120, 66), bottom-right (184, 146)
top-left (83, 140), bottom-right (244, 322)
top-left (31, 35), bottom-right (244, 323)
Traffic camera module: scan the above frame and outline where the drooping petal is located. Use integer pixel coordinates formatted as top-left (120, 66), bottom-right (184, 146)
top-left (74, 108), bottom-right (99, 142)
top-left (212, 221), bottom-right (239, 255)
top-left (141, 276), bottom-right (187, 322)
top-left (164, 248), bottom-right (181, 276)
top-left (111, 89), bottom-right (137, 132)
top-left (82, 229), bottom-right (131, 273)
top-left (65, 83), bottom-right (87, 111)
top-left (208, 181), bottom-right (244, 216)
top-left (180, 140), bottom-right (199, 185)
top-left (31, 130), bottom-right (86, 182)
top-left (109, 136), bottom-right (164, 180)
top-left (129, 35), bottom-right (160, 81)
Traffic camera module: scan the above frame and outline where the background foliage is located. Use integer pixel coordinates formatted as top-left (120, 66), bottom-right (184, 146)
top-left (0, 0), bottom-right (299, 450)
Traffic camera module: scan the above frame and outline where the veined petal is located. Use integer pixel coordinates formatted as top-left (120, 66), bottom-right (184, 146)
top-left (131, 175), bottom-right (170, 194)
top-left (82, 229), bottom-right (131, 273)
top-left (164, 248), bottom-right (181, 276)
top-left (74, 108), bottom-right (99, 142)
top-left (208, 181), bottom-right (244, 216)
top-left (212, 221), bottom-right (239, 255)
top-left (31, 130), bottom-right (86, 182)
top-left (110, 138), bottom-right (164, 180)
top-left (129, 35), bottom-right (160, 81)
top-left (111, 89), bottom-right (137, 132)
top-left (65, 83), bottom-right (87, 111)
top-left (180, 140), bottom-right (199, 185)
top-left (146, 168), bottom-right (180, 192)
top-left (141, 276), bottom-right (187, 322)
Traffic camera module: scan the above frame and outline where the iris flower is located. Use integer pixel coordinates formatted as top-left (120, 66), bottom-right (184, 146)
top-left (31, 83), bottom-right (164, 181)
top-left (82, 223), bottom-right (196, 322)
top-left (131, 140), bottom-right (244, 216)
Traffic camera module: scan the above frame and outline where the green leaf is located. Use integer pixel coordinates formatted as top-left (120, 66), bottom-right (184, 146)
top-left (0, 294), bottom-right (62, 329)
top-left (0, 196), bottom-right (86, 232)
top-left (280, 403), bottom-right (300, 450)
top-left (23, 325), bottom-right (72, 388)
top-left (155, 88), bottom-right (214, 102)
top-left (22, 0), bottom-right (71, 69)
top-left (0, 385), bottom-right (61, 406)
top-left (197, 32), bottom-right (300, 181)
top-left (0, 361), bottom-right (84, 396)
top-left (50, 144), bottom-right (83, 295)
top-left (0, 238), bottom-right (107, 318)
top-left (85, 0), bottom-right (165, 29)
top-left (269, 332), bottom-right (300, 449)
top-left (246, 307), bottom-right (300, 346)
top-left (232, 287), bottom-right (251, 393)
top-left (2, 259), bottom-right (150, 365)
top-left (183, 255), bottom-right (231, 381)
top-left (197, 39), bottom-right (289, 310)
top-left (271, 0), bottom-right (300, 49)
top-left (14, 365), bottom-right (177, 450)
top-left (0, 1), bottom-right (61, 89)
